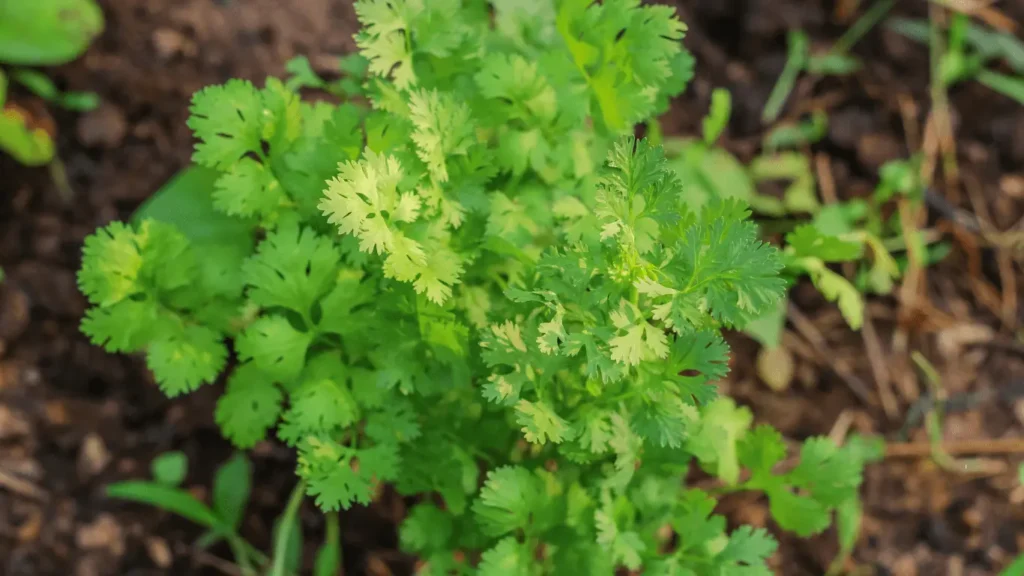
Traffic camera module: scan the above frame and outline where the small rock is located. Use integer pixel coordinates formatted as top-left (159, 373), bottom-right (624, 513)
top-left (937, 323), bottom-right (994, 358)
top-left (756, 346), bottom-right (795, 392)
top-left (78, 433), bottom-right (112, 478)
top-left (145, 537), bottom-right (173, 568)
top-left (44, 400), bottom-right (69, 426)
top-left (1001, 174), bottom-right (1024, 199)
top-left (76, 103), bottom-right (128, 149)
top-left (857, 132), bottom-right (905, 171)
top-left (76, 514), bottom-right (125, 557)
top-left (0, 405), bottom-right (31, 439)
top-left (152, 28), bottom-right (196, 59)
top-left (0, 283), bottom-right (31, 342)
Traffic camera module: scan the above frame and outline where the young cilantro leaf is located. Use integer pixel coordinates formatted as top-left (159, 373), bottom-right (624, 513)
top-left (215, 363), bottom-right (283, 449)
top-left (473, 466), bottom-right (545, 537)
top-left (235, 315), bottom-right (313, 383)
top-left (146, 324), bottom-right (227, 397)
top-left (187, 79), bottom-right (265, 170)
top-left (242, 222), bottom-right (340, 317)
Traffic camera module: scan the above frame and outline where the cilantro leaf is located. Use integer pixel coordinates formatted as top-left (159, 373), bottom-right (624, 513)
top-left (213, 158), bottom-right (284, 219)
top-left (473, 466), bottom-right (544, 537)
top-left (354, 0), bottom-right (419, 89)
top-left (669, 200), bottom-right (786, 327)
top-left (719, 525), bottom-right (777, 575)
top-left (81, 299), bottom-right (163, 353)
top-left (765, 486), bottom-right (831, 537)
top-left (146, 324), bottom-right (227, 397)
top-left (596, 508), bottom-right (646, 571)
top-left (514, 399), bottom-right (570, 444)
top-left (738, 425), bottom-right (787, 476)
top-left (78, 221), bottom-right (144, 307)
top-left (278, 375), bottom-right (359, 445)
top-left (187, 79), bottom-right (264, 170)
top-left (478, 537), bottom-right (531, 576)
top-left (235, 315), bottom-right (313, 383)
top-left (215, 363), bottom-right (283, 448)
top-left (787, 437), bottom-right (863, 507)
top-left (666, 331), bottom-right (730, 405)
top-left (687, 398), bottom-right (753, 485)
top-left (399, 503), bottom-right (453, 554)
top-left (786, 225), bottom-right (863, 262)
top-left (243, 223), bottom-right (340, 317)
top-left (408, 89), bottom-right (474, 183)
top-left (320, 151), bottom-right (411, 255)
top-left (365, 397), bottom-right (422, 445)
top-left (299, 437), bottom-right (399, 511)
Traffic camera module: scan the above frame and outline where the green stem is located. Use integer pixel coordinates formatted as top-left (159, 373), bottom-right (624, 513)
top-left (762, 31), bottom-right (809, 124)
top-left (325, 511), bottom-right (342, 572)
top-left (228, 535), bottom-right (256, 576)
top-left (830, 0), bottom-right (895, 55)
top-left (269, 480), bottom-right (307, 576)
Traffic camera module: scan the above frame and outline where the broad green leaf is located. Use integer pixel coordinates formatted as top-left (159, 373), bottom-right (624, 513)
top-left (0, 0), bottom-right (104, 65)
top-left (213, 453), bottom-right (252, 530)
top-left (133, 166), bottom-right (256, 297)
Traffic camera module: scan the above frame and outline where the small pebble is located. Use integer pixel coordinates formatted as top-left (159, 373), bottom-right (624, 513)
top-left (78, 433), bottom-right (112, 478)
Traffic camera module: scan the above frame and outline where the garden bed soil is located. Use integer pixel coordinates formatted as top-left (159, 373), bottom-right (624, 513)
top-left (1, 1), bottom-right (1023, 575)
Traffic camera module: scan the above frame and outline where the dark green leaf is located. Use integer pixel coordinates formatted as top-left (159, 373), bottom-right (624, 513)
top-left (0, 0), bottom-right (104, 65)
top-left (133, 166), bottom-right (255, 297)
top-left (213, 453), bottom-right (252, 530)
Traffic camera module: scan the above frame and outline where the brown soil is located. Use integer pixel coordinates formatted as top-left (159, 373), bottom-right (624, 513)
top-left (1, 1), bottom-right (1023, 575)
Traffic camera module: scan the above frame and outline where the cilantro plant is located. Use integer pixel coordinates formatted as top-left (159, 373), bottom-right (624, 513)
top-left (79, 1), bottom-right (881, 572)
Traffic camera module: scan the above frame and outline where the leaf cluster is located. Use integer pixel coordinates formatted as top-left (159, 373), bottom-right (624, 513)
top-left (78, 1), bottom-right (880, 573)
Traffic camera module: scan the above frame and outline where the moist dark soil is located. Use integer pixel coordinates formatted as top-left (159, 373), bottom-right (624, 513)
top-left (1, 1), bottom-right (1023, 575)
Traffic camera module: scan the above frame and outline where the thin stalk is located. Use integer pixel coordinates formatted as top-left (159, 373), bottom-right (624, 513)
top-left (326, 512), bottom-right (341, 564)
top-left (762, 32), bottom-right (809, 124)
top-left (269, 480), bottom-right (307, 576)
top-left (831, 0), bottom-right (896, 54)
top-left (228, 535), bottom-right (256, 576)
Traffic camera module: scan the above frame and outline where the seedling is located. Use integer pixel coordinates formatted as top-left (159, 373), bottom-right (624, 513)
top-left (888, 14), bottom-right (1024, 104)
top-left (80, 1), bottom-right (880, 573)
top-left (0, 0), bottom-right (103, 165)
